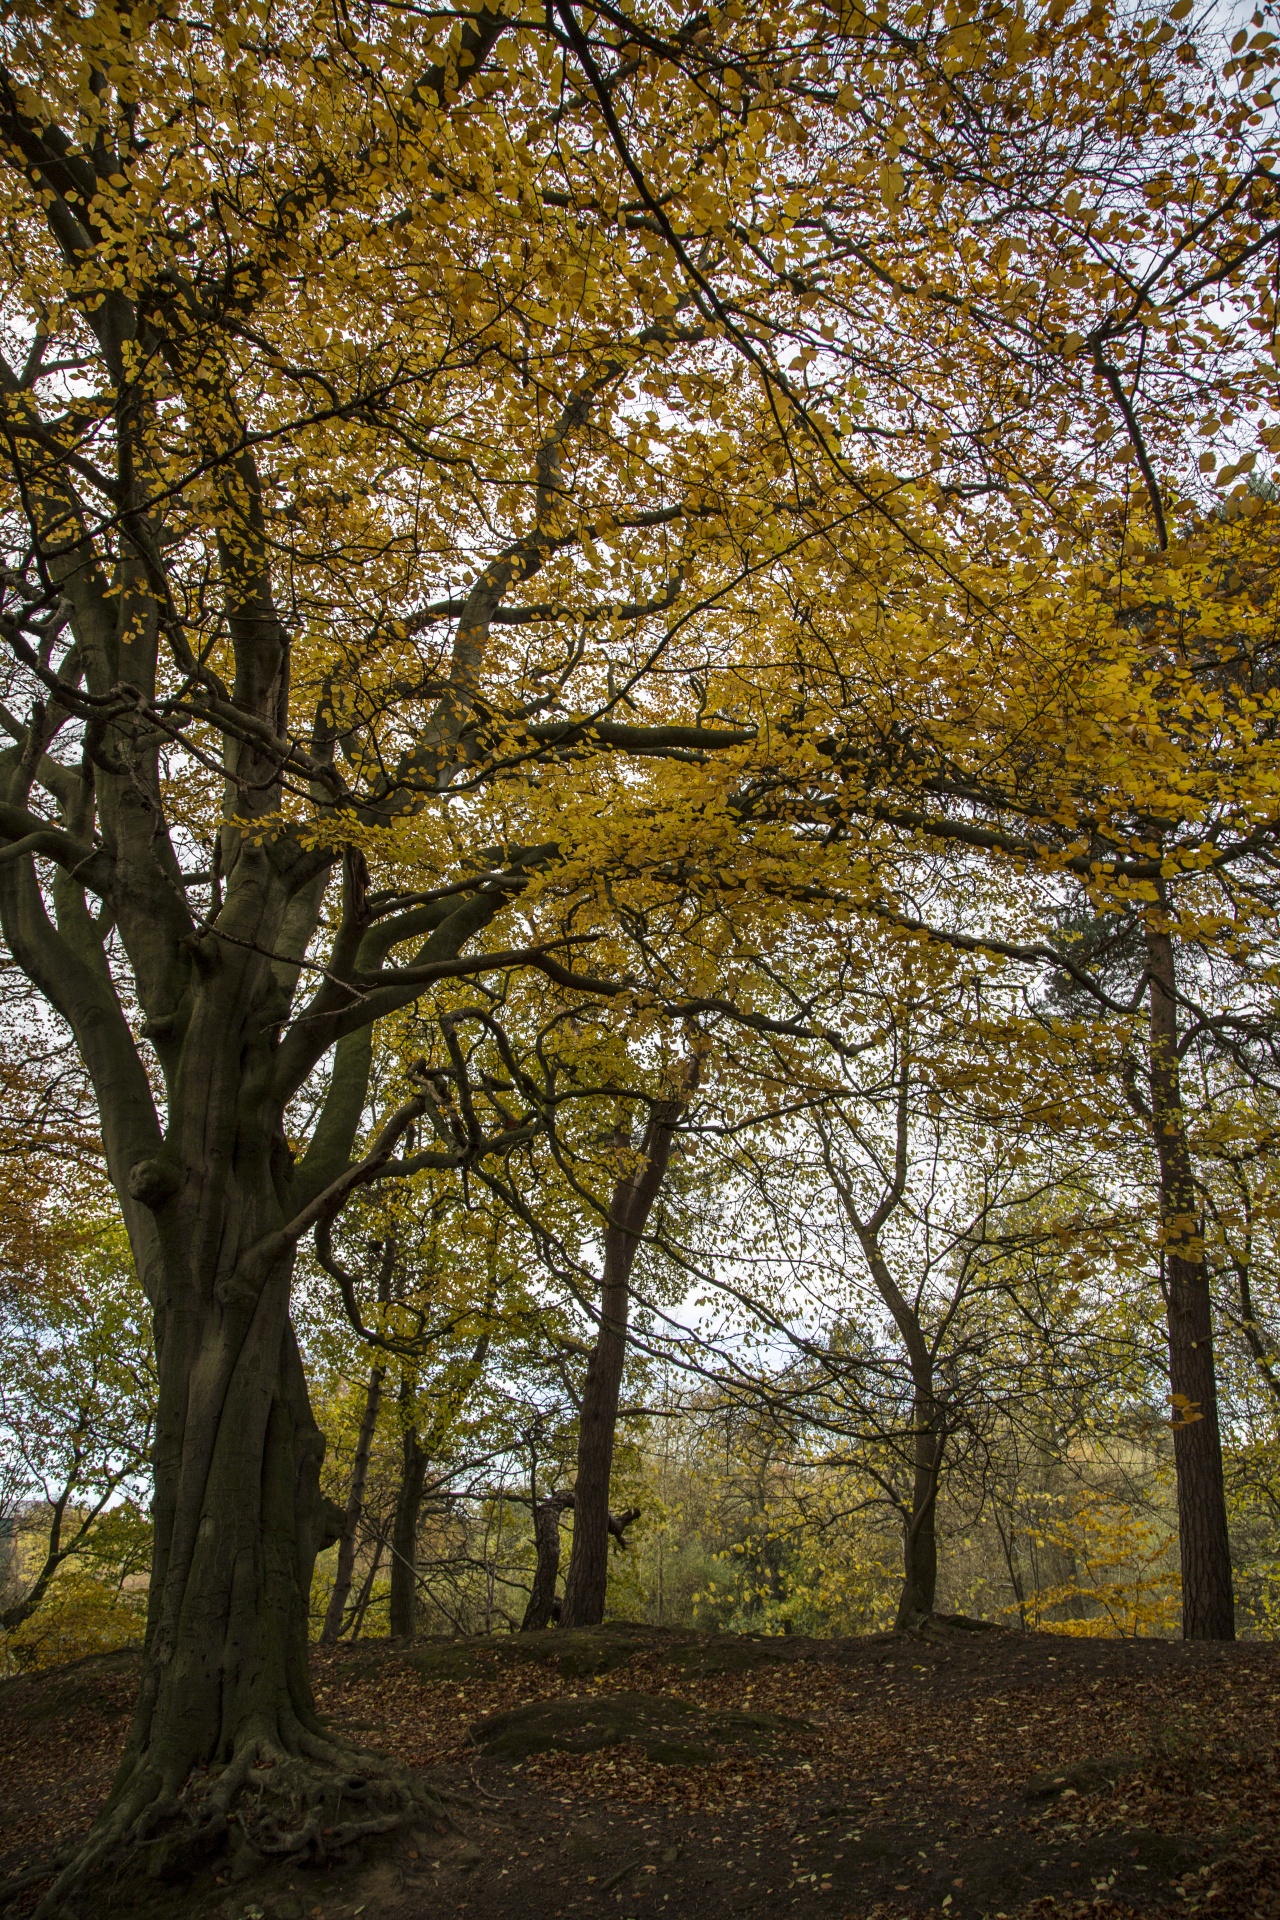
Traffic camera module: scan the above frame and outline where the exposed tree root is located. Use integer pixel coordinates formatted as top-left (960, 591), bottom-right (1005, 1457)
top-left (5, 1729), bottom-right (455, 1919)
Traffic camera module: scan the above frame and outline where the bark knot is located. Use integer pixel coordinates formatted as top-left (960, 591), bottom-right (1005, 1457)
top-left (127, 1156), bottom-right (181, 1209)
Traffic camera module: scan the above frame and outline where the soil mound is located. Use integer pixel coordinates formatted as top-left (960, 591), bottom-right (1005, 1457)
top-left (469, 1688), bottom-right (805, 1763)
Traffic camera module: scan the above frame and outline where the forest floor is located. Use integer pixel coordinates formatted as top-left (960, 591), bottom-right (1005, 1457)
top-left (0, 1619), bottom-right (1277, 1920)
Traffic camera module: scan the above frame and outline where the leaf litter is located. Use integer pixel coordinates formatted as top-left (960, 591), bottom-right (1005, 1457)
top-left (0, 1626), bottom-right (1277, 1919)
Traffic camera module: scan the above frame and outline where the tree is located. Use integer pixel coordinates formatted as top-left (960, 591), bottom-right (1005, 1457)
top-left (560, 1046), bottom-right (700, 1625)
top-left (319, 1346), bottom-right (384, 1646)
top-left (0, 0), bottom-right (800, 1884)
top-left (5, 0), bottom-right (1275, 1889)
top-left (521, 1487), bottom-right (576, 1632)
top-left (809, 1018), bottom-right (997, 1631)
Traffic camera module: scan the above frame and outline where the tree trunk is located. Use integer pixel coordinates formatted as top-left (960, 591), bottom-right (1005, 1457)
top-left (894, 1377), bottom-right (942, 1629)
top-left (101, 1225), bottom-right (356, 1854)
top-left (560, 1077), bottom-right (694, 1628)
top-left (1146, 921), bottom-right (1235, 1640)
top-left (321, 1359), bottom-right (385, 1644)
top-left (849, 1217), bottom-right (946, 1629)
top-left (558, 1246), bottom-right (630, 1630)
top-left (388, 1385), bottom-right (428, 1640)
top-left (349, 1531), bottom-right (388, 1642)
top-left (820, 1063), bottom-right (952, 1634)
top-left (522, 1491), bottom-right (573, 1630)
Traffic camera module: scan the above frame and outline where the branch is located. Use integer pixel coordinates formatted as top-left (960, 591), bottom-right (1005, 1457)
top-left (221, 1088), bottom-right (435, 1303)
top-left (1091, 348), bottom-right (1168, 550)
top-left (527, 719), bottom-right (755, 755)
top-left (0, 801), bottom-right (112, 897)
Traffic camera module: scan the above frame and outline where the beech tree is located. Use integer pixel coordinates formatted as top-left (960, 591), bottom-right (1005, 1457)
top-left (0, 0), bottom-right (807, 1889)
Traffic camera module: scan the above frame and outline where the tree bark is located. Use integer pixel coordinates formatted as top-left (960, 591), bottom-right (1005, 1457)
top-left (1146, 921), bottom-right (1235, 1640)
top-left (894, 1377), bottom-right (943, 1628)
top-left (560, 1075), bottom-right (694, 1628)
top-left (522, 1490), bottom-right (574, 1630)
top-left (388, 1389), bottom-right (428, 1640)
top-left (320, 1359), bottom-right (385, 1645)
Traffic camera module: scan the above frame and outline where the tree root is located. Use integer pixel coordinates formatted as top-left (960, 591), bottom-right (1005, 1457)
top-left (219, 1743), bottom-right (452, 1863)
top-left (5, 1732), bottom-right (455, 1919)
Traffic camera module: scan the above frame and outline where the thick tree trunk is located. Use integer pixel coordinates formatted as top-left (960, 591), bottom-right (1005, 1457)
top-left (522, 1491), bottom-right (573, 1630)
top-left (321, 1359), bottom-right (385, 1644)
top-left (894, 1380), bottom-right (942, 1629)
top-left (560, 1084), bottom-right (691, 1629)
top-left (92, 1215), bottom-right (356, 1865)
top-left (1146, 923), bottom-right (1235, 1640)
top-left (133, 1273), bottom-right (327, 1785)
top-left (389, 1391), bottom-right (428, 1640)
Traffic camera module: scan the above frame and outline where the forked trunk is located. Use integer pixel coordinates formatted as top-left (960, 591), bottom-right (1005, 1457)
top-left (1145, 923), bottom-right (1235, 1640)
top-left (28, 949), bottom-right (451, 1904)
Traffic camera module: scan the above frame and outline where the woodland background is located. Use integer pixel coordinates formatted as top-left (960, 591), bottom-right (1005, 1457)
top-left (6, 870), bottom-right (1280, 1664)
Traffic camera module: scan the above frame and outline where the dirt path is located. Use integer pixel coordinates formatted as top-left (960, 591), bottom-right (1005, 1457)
top-left (1, 1623), bottom-right (1277, 1920)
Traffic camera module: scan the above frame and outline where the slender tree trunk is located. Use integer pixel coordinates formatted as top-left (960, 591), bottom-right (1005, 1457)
top-left (321, 1359), bottom-right (385, 1644)
top-left (820, 1058), bottom-right (951, 1633)
top-left (522, 1491), bottom-right (573, 1630)
top-left (560, 1076), bottom-right (694, 1628)
top-left (894, 1376), bottom-right (942, 1628)
top-left (388, 1384), bottom-right (428, 1640)
top-left (349, 1532), bottom-right (388, 1642)
top-left (559, 1240), bottom-right (630, 1629)
top-left (850, 1223), bottom-right (946, 1628)
top-left (1145, 922), bottom-right (1234, 1640)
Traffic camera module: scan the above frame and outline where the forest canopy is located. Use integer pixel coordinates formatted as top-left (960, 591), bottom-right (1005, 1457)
top-left (2, 0), bottom-right (1280, 1905)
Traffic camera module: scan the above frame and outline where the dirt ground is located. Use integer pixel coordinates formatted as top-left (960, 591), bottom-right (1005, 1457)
top-left (1, 1619), bottom-right (1277, 1920)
